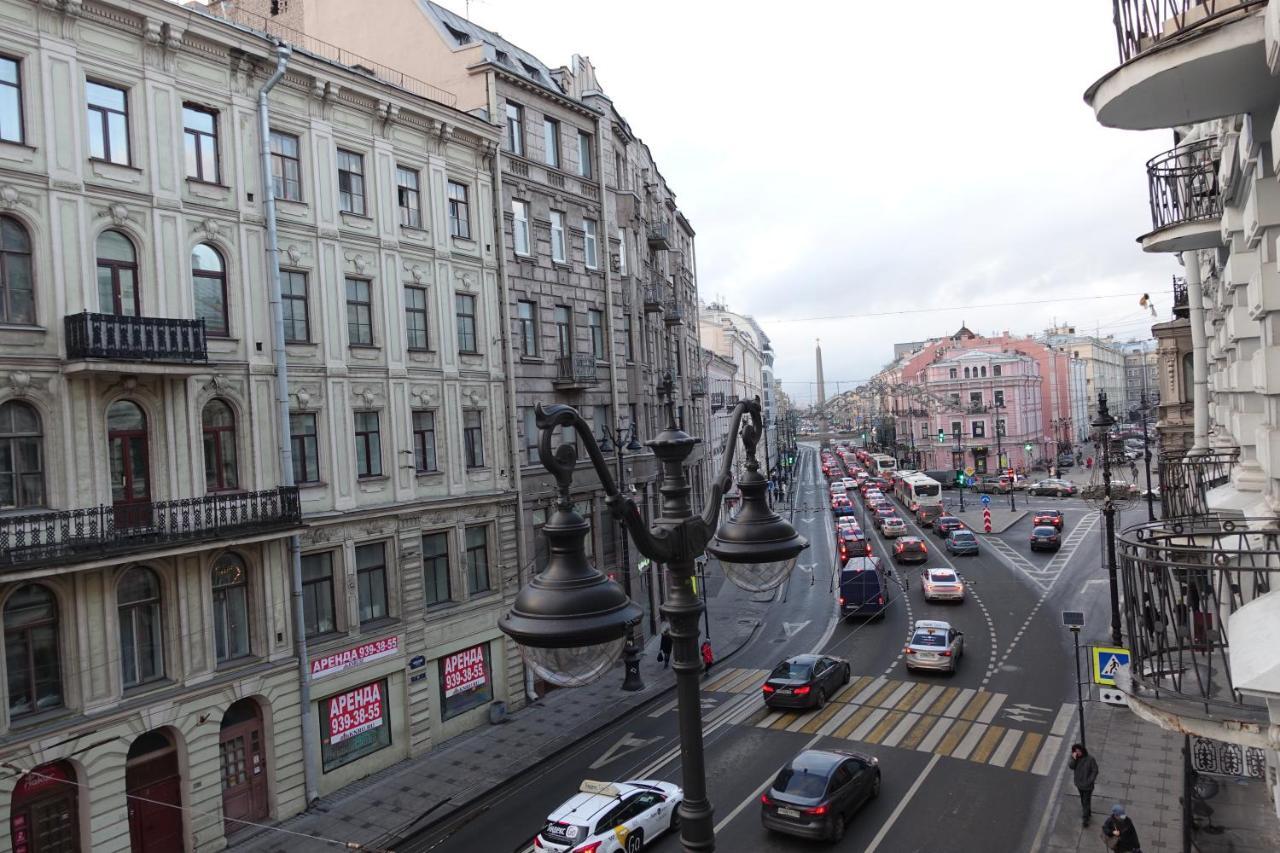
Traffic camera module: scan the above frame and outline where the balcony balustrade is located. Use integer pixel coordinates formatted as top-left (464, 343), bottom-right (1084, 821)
top-left (554, 352), bottom-right (598, 390)
top-left (663, 300), bottom-right (685, 326)
top-left (1112, 0), bottom-right (1264, 64)
top-left (1143, 140), bottom-right (1223, 250)
top-left (647, 221), bottom-right (672, 251)
top-left (710, 391), bottom-right (726, 411)
top-left (1173, 275), bottom-right (1190, 319)
top-left (65, 312), bottom-right (208, 364)
top-left (688, 377), bottom-right (706, 397)
top-left (643, 285), bottom-right (664, 313)
top-left (1158, 447), bottom-right (1238, 517)
top-left (0, 487), bottom-right (301, 571)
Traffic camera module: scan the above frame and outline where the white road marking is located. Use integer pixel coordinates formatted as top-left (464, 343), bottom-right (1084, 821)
top-left (1050, 703), bottom-right (1075, 737)
top-left (863, 754), bottom-right (941, 853)
top-left (988, 728), bottom-right (1024, 768)
top-left (849, 707), bottom-right (889, 741)
top-left (951, 723), bottom-right (988, 761)
top-left (1031, 734), bottom-right (1066, 777)
top-left (589, 732), bottom-right (665, 770)
top-left (883, 681), bottom-right (915, 708)
top-left (944, 688), bottom-right (976, 718)
top-left (917, 716), bottom-right (955, 752)
top-left (977, 693), bottom-right (1007, 724)
top-left (818, 703), bottom-right (860, 736)
top-left (782, 620), bottom-right (811, 638)
top-left (881, 712), bottom-right (920, 748)
top-left (852, 676), bottom-right (887, 705)
top-left (911, 684), bottom-right (945, 714)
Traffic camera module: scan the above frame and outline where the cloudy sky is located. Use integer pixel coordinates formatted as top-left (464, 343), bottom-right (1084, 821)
top-left (446, 0), bottom-right (1174, 403)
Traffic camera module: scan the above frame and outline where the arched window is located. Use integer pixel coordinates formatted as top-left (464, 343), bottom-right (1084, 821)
top-left (963, 367), bottom-right (970, 378)
top-left (0, 400), bottom-right (44, 509)
top-left (107, 401), bottom-right (150, 520)
top-left (993, 365), bottom-right (1001, 377)
top-left (96, 229), bottom-right (138, 316)
top-left (980, 366), bottom-right (987, 377)
top-left (212, 554), bottom-right (250, 663)
top-left (202, 399), bottom-right (239, 492)
top-left (0, 215), bottom-right (33, 325)
top-left (192, 243), bottom-right (228, 336)
top-left (118, 566), bottom-right (163, 687)
top-left (4, 585), bottom-right (61, 716)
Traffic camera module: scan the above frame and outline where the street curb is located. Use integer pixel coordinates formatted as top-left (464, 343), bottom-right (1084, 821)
top-left (381, 615), bottom-right (767, 849)
top-left (953, 508), bottom-right (1028, 534)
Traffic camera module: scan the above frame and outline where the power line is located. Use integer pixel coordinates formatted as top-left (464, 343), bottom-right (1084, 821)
top-left (762, 292), bottom-right (1153, 324)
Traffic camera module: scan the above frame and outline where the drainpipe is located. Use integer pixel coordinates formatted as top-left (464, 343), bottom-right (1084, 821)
top-left (1182, 251), bottom-right (1211, 454)
top-left (258, 42), bottom-right (319, 806)
top-left (487, 141), bottom-right (536, 704)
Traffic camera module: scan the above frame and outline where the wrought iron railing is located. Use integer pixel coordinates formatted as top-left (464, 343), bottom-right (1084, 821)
top-left (0, 487), bottom-right (301, 570)
top-left (643, 285), bottom-right (664, 313)
top-left (663, 301), bottom-right (685, 325)
top-left (710, 392), bottom-right (726, 411)
top-left (1117, 515), bottom-right (1280, 712)
top-left (65, 312), bottom-right (209, 363)
top-left (555, 352), bottom-right (597, 385)
top-left (1112, 1), bottom-right (1266, 64)
top-left (647, 221), bottom-right (672, 250)
top-left (1146, 139), bottom-right (1222, 234)
top-left (1159, 447), bottom-right (1239, 517)
top-left (1172, 274), bottom-right (1189, 319)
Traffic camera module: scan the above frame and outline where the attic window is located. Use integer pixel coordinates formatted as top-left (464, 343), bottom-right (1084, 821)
top-left (520, 60), bottom-right (542, 81)
top-left (495, 50), bottom-right (512, 66)
top-left (270, 0), bottom-right (288, 15)
top-left (444, 23), bottom-right (471, 45)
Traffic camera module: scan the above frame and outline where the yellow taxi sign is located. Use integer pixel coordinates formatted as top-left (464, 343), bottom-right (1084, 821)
top-left (1091, 646), bottom-right (1130, 686)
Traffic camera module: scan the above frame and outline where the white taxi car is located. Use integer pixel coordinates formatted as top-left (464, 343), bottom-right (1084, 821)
top-left (919, 568), bottom-right (966, 602)
top-left (535, 779), bottom-right (683, 852)
top-left (903, 620), bottom-right (964, 674)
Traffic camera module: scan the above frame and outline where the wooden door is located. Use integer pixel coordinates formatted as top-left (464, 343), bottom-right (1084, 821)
top-left (219, 714), bottom-right (268, 833)
top-left (126, 748), bottom-right (183, 853)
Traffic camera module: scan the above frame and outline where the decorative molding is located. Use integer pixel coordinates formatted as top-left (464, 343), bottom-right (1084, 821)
top-left (0, 184), bottom-right (31, 211)
top-left (353, 385), bottom-right (383, 409)
top-left (3, 371), bottom-right (45, 397)
top-left (284, 244), bottom-right (310, 266)
top-left (404, 262), bottom-right (430, 284)
top-left (96, 203), bottom-right (135, 228)
top-left (454, 270), bottom-right (477, 292)
top-left (193, 217), bottom-right (224, 242)
top-left (461, 387), bottom-right (483, 407)
top-left (344, 252), bottom-right (370, 275)
top-left (410, 385), bottom-right (440, 408)
top-left (293, 386), bottom-right (322, 411)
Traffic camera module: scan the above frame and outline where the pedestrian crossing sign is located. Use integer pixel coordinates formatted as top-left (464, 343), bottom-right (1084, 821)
top-left (1092, 646), bottom-right (1130, 686)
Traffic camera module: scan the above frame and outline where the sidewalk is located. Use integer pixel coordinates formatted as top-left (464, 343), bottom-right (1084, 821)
top-left (228, 562), bottom-right (775, 853)
top-left (1041, 701), bottom-right (1280, 852)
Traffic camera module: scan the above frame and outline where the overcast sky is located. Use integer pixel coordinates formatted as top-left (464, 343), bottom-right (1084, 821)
top-left (445, 0), bottom-right (1174, 404)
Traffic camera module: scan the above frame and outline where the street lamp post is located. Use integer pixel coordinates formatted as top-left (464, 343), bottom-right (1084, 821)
top-left (952, 426), bottom-right (967, 512)
top-left (1139, 393), bottom-right (1156, 523)
top-left (1092, 392), bottom-right (1123, 646)
top-left (501, 378), bottom-right (808, 852)
top-left (599, 422), bottom-right (647, 692)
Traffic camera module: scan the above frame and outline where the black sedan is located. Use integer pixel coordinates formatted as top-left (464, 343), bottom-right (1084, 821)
top-left (761, 749), bottom-right (880, 843)
top-left (1030, 525), bottom-right (1062, 552)
top-left (762, 654), bottom-right (851, 710)
top-left (935, 516), bottom-right (965, 538)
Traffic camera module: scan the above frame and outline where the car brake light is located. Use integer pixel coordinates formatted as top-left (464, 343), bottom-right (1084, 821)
top-left (838, 596), bottom-right (845, 605)
top-left (763, 684), bottom-right (775, 694)
top-left (794, 685), bottom-right (811, 696)
top-left (877, 594), bottom-right (884, 605)
top-left (939, 650), bottom-right (952, 657)
top-left (904, 647), bottom-right (916, 654)
top-left (804, 804), bottom-right (829, 816)
top-left (573, 842), bottom-right (603, 853)
top-left (761, 792), bottom-right (773, 806)
top-left (534, 837), bottom-right (543, 850)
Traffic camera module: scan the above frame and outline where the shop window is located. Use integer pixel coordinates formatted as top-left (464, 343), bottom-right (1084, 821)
top-left (439, 643), bottom-right (491, 720)
top-left (320, 679), bottom-right (391, 772)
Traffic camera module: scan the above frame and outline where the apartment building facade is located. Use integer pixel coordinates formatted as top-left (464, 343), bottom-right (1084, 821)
top-left (1040, 325), bottom-right (1126, 424)
top-left (1084, 0), bottom-right (1280, 821)
top-left (0, 1), bottom-right (523, 850)
top-left (1120, 339), bottom-right (1160, 423)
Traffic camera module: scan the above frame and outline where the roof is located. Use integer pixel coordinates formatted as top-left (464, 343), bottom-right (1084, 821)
top-left (419, 1), bottom-right (564, 95)
top-left (547, 780), bottom-right (650, 825)
top-left (790, 750), bottom-right (846, 773)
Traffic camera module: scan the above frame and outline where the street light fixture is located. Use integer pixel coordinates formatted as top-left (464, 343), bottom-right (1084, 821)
top-left (598, 420), bottom-right (647, 692)
top-left (500, 377), bottom-right (808, 850)
top-left (1091, 392), bottom-right (1123, 646)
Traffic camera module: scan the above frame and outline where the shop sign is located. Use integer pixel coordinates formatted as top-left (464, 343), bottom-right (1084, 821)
top-left (327, 682), bottom-right (385, 745)
top-left (311, 636), bottom-right (399, 678)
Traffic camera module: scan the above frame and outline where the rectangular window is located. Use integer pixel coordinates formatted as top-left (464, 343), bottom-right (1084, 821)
top-left (550, 210), bottom-right (566, 262)
top-left (422, 532), bottom-right (450, 606)
top-left (577, 130), bottom-right (592, 179)
top-left (356, 542), bottom-right (389, 625)
top-left (972, 421), bottom-right (985, 438)
top-left (588, 308), bottom-right (605, 360)
top-left (0, 56), bottom-right (23, 144)
top-left (439, 643), bottom-right (492, 720)
top-left (616, 226), bottom-right (627, 275)
top-left (969, 392), bottom-right (983, 406)
top-left (290, 412), bottom-right (320, 484)
top-left (512, 199), bottom-right (530, 255)
top-left (448, 180), bottom-right (471, 239)
top-left (950, 420), bottom-right (962, 436)
top-left (301, 552), bottom-right (336, 637)
top-left (465, 526), bottom-right (490, 593)
top-left (354, 411), bottom-right (382, 478)
top-left (85, 80), bottom-right (129, 165)
top-left (455, 293), bottom-right (478, 353)
top-left (554, 305), bottom-right (572, 357)
top-left (337, 148), bottom-right (366, 215)
top-left (522, 407), bottom-right (539, 465)
top-left (517, 299), bottom-right (538, 357)
top-left (270, 130), bottom-right (302, 200)
top-left (993, 364), bottom-right (1002, 377)
top-left (622, 313), bottom-right (633, 361)
top-left (412, 410), bottom-right (438, 473)
top-left (404, 285), bottom-right (429, 351)
top-left (997, 418), bottom-right (1007, 437)
top-left (505, 101), bottom-right (523, 155)
top-left (396, 166), bottom-right (422, 228)
top-left (183, 104), bottom-right (219, 183)
top-left (543, 117), bottom-right (560, 168)
top-left (464, 410), bottom-right (485, 469)
top-left (994, 390), bottom-right (1005, 407)
top-left (345, 278), bottom-right (373, 346)
top-left (281, 270), bottom-right (310, 342)
top-left (584, 218), bottom-right (599, 269)
top-left (320, 679), bottom-right (391, 772)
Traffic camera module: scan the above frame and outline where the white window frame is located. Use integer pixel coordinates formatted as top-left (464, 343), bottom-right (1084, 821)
top-left (512, 200), bottom-right (530, 255)
top-left (550, 210), bottom-right (566, 263)
top-left (583, 218), bottom-right (598, 269)
top-left (616, 226), bottom-right (627, 275)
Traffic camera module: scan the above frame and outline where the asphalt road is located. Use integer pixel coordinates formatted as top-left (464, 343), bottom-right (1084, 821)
top-left (410, 445), bottom-right (1124, 853)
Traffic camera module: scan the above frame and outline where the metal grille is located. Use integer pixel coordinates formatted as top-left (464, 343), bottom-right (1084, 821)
top-left (555, 353), bottom-right (597, 384)
top-left (1172, 275), bottom-right (1189, 319)
top-left (1145, 139), bottom-right (1222, 234)
top-left (1158, 448), bottom-right (1238, 518)
top-left (1112, 1), bottom-right (1265, 64)
top-left (0, 487), bottom-right (301, 570)
top-left (64, 312), bottom-right (208, 363)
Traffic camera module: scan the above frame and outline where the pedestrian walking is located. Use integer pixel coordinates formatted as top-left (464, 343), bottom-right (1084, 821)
top-left (1068, 743), bottom-right (1099, 826)
top-left (700, 639), bottom-right (714, 676)
top-left (1129, 461), bottom-right (1138, 481)
top-left (1086, 456), bottom-right (1094, 470)
top-left (658, 623), bottom-right (672, 668)
top-left (1101, 804), bottom-right (1142, 852)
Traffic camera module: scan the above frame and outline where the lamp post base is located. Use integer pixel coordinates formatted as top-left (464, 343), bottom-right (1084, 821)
top-left (621, 636), bottom-right (644, 692)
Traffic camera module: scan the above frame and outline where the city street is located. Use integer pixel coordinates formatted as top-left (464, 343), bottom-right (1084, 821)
top-left (408, 445), bottom-right (1129, 852)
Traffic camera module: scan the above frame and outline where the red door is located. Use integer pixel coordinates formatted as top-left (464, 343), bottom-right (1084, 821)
top-left (219, 701), bottom-right (268, 834)
top-left (9, 761), bottom-right (79, 853)
top-left (107, 402), bottom-right (151, 530)
top-left (125, 733), bottom-right (183, 853)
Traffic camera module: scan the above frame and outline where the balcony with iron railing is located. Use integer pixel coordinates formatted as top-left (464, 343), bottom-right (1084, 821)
top-left (647, 221), bottom-right (672, 251)
top-left (643, 284), bottom-right (664, 313)
top-left (1172, 274), bottom-right (1190, 318)
top-left (1141, 139), bottom-right (1224, 253)
top-left (1159, 447), bottom-right (1239, 517)
top-left (688, 376), bottom-right (706, 397)
top-left (710, 391), bottom-right (726, 411)
top-left (554, 352), bottom-right (599, 390)
top-left (0, 487), bottom-right (301, 571)
top-left (64, 312), bottom-right (208, 371)
top-left (663, 300), bottom-right (685, 326)
top-left (1086, 1), bottom-right (1270, 130)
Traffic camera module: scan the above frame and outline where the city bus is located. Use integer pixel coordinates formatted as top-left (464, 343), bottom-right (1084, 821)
top-left (894, 473), bottom-right (943, 513)
top-left (869, 453), bottom-right (897, 475)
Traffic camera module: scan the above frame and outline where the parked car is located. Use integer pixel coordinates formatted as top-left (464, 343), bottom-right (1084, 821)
top-left (1029, 479), bottom-right (1076, 497)
top-left (919, 567), bottom-right (966, 602)
top-left (915, 505), bottom-right (943, 528)
top-left (881, 517), bottom-right (907, 538)
top-left (1030, 525), bottom-right (1062, 552)
top-left (537, 779), bottom-right (683, 852)
top-left (893, 536), bottom-right (929, 564)
top-left (838, 557), bottom-right (891, 620)
top-left (1032, 509), bottom-right (1065, 530)
top-left (945, 528), bottom-right (979, 556)
top-left (974, 476), bottom-right (1012, 494)
top-left (760, 749), bottom-right (880, 843)
top-left (903, 619), bottom-right (963, 674)
top-left (935, 516), bottom-right (965, 538)
top-left (1056, 453), bottom-right (1075, 469)
top-left (762, 654), bottom-right (852, 710)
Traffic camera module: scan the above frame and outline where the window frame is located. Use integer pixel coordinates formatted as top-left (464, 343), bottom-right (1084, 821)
top-left (191, 242), bottom-right (228, 337)
top-left (549, 210), bottom-right (566, 263)
top-left (345, 277), bottom-right (374, 346)
top-left (354, 410), bottom-right (383, 478)
top-left (583, 218), bottom-right (599, 269)
top-left (588, 308), bottom-right (605, 361)
top-left (96, 229), bottom-right (139, 317)
top-left (85, 79), bottom-right (130, 166)
top-left (464, 525), bottom-right (491, 594)
top-left (521, 407), bottom-right (539, 465)
top-left (516, 299), bottom-right (538, 357)
top-left (0, 54), bottom-right (24, 145)
top-left (505, 101), bottom-right (524, 156)
top-left (269, 129), bottom-right (303, 201)
top-left (281, 269), bottom-right (311, 343)
top-left (616, 225), bottom-right (627, 275)
top-left (512, 199), bottom-right (531, 255)
top-left (622, 313), bottom-right (633, 362)
top-left (412, 409), bottom-right (439, 473)
top-left (211, 554), bottom-right (251, 664)
top-left (395, 165), bottom-right (422, 228)
top-left (182, 103), bottom-right (220, 184)
top-left (404, 284), bottom-right (430, 352)
top-left (336, 148), bottom-right (367, 216)
top-left (421, 531), bottom-right (451, 607)
top-left (447, 180), bottom-right (471, 239)
top-left (3, 584), bottom-right (61, 718)
top-left (290, 411), bottom-right (320, 485)
top-left (201, 398), bottom-right (240, 493)
top-left (355, 541), bottom-right (390, 626)
top-left (577, 130), bottom-right (593, 179)
top-left (0, 400), bottom-right (44, 509)
top-left (117, 566), bottom-right (164, 688)
top-left (543, 116), bottom-right (560, 168)
top-left (300, 551), bottom-right (337, 638)
top-left (554, 305), bottom-right (572, 358)
top-left (971, 420), bottom-right (986, 438)
top-left (0, 213), bottom-right (33, 325)
top-left (463, 409), bottom-right (485, 469)
top-left (455, 292), bottom-right (478, 354)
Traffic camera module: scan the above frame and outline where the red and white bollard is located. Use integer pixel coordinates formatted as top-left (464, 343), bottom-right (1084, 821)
top-left (983, 508), bottom-right (992, 533)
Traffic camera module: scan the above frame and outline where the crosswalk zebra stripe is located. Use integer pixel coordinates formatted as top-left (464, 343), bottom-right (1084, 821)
top-left (1010, 732), bottom-right (1044, 773)
top-left (958, 690), bottom-right (993, 721)
top-left (917, 716), bottom-right (956, 753)
top-left (817, 703), bottom-right (861, 737)
top-left (895, 682), bottom-right (930, 712)
top-left (881, 712), bottom-right (921, 748)
top-left (1030, 735), bottom-right (1064, 776)
top-left (968, 725), bottom-right (1005, 763)
top-left (911, 684), bottom-right (945, 714)
top-left (852, 676), bottom-right (888, 706)
top-left (977, 693), bottom-right (1007, 725)
top-left (989, 728), bottom-right (1024, 768)
top-left (849, 708), bottom-right (890, 742)
top-left (944, 688), bottom-right (976, 718)
top-left (883, 681), bottom-right (916, 709)
top-left (937, 720), bottom-right (974, 757)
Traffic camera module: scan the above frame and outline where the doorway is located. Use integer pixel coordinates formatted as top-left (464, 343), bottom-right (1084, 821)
top-left (107, 401), bottom-right (150, 529)
top-left (9, 760), bottom-right (78, 853)
top-left (219, 699), bottom-right (268, 834)
top-left (125, 730), bottom-right (183, 853)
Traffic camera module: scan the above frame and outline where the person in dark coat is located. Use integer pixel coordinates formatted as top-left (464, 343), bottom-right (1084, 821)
top-left (1068, 743), bottom-right (1099, 825)
top-left (658, 624), bottom-right (672, 668)
top-left (1102, 804), bottom-right (1142, 852)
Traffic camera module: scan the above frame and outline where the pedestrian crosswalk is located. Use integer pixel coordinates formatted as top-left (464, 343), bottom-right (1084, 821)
top-left (701, 667), bottom-right (1069, 776)
top-left (983, 512), bottom-right (1099, 591)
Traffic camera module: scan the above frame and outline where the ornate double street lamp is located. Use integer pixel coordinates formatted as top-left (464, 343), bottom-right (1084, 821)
top-left (598, 421), bottom-right (647, 691)
top-left (500, 378), bottom-right (808, 851)
top-left (1091, 392), bottom-right (1123, 646)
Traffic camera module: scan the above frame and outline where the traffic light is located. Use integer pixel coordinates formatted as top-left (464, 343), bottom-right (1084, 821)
top-left (955, 471), bottom-right (965, 486)
top-left (1024, 443), bottom-right (1033, 452)
top-left (937, 429), bottom-right (945, 443)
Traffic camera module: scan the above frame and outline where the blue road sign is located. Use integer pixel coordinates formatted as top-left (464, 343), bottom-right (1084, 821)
top-left (1092, 646), bottom-right (1131, 686)
top-left (980, 494), bottom-right (991, 506)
